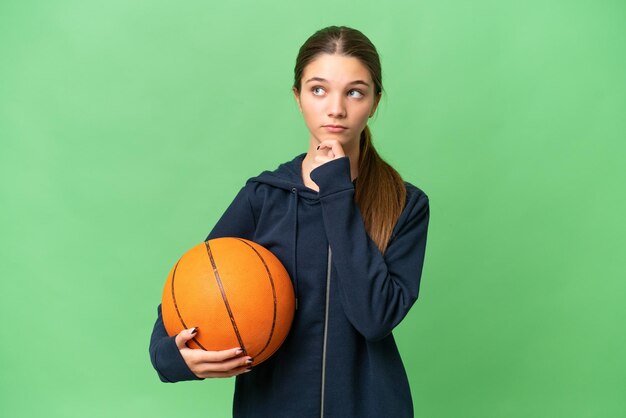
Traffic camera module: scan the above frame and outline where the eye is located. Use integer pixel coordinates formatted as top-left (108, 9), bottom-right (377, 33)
top-left (312, 86), bottom-right (325, 96)
top-left (348, 89), bottom-right (364, 98)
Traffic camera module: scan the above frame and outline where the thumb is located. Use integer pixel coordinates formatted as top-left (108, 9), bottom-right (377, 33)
top-left (175, 327), bottom-right (198, 350)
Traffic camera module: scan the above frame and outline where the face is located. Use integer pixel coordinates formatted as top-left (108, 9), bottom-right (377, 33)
top-left (293, 53), bottom-right (381, 150)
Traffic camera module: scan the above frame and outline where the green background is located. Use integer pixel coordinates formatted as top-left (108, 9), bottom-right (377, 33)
top-left (1, 0), bottom-right (624, 417)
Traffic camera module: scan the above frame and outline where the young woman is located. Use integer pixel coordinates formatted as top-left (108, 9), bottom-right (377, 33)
top-left (149, 25), bottom-right (430, 418)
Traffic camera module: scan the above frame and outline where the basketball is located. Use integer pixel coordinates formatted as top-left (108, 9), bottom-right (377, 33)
top-left (161, 237), bottom-right (296, 365)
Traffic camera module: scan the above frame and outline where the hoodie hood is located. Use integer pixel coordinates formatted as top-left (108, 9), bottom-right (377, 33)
top-left (245, 153), bottom-right (317, 198)
top-left (246, 152), bottom-right (356, 195)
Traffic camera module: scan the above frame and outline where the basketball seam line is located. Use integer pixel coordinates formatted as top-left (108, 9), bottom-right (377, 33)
top-left (171, 258), bottom-right (207, 350)
top-left (235, 238), bottom-right (278, 360)
top-left (205, 240), bottom-right (247, 355)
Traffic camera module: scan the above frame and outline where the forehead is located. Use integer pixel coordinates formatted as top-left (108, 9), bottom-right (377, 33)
top-left (302, 54), bottom-right (372, 85)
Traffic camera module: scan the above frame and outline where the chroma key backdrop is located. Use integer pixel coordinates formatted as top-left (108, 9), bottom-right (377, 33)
top-left (1, 0), bottom-right (624, 417)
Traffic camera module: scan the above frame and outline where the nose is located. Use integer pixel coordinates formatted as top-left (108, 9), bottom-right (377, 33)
top-left (327, 93), bottom-right (346, 118)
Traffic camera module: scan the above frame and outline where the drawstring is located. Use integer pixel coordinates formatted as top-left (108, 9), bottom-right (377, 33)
top-left (291, 187), bottom-right (299, 310)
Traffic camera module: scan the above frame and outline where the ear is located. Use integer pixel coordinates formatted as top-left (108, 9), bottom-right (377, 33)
top-left (369, 92), bottom-right (382, 118)
top-left (293, 87), bottom-right (302, 112)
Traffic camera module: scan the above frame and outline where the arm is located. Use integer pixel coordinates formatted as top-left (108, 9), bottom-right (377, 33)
top-left (148, 186), bottom-right (257, 382)
top-left (149, 304), bottom-right (203, 382)
top-left (205, 185), bottom-right (257, 241)
top-left (310, 157), bottom-right (430, 342)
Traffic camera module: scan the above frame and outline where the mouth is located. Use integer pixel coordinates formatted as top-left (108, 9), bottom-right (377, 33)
top-left (323, 124), bottom-right (348, 133)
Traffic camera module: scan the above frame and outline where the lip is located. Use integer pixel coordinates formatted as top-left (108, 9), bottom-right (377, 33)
top-left (323, 124), bottom-right (348, 133)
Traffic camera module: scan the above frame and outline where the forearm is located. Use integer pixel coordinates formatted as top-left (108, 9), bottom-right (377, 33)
top-left (149, 304), bottom-right (203, 382)
top-left (311, 157), bottom-right (430, 341)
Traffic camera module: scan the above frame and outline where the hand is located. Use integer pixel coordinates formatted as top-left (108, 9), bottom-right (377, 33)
top-left (176, 327), bottom-right (253, 378)
top-left (312, 139), bottom-right (346, 171)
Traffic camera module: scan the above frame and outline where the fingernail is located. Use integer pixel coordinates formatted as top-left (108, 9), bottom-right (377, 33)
top-left (246, 367), bottom-right (253, 372)
top-left (246, 358), bottom-right (253, 364)
top-left (316, 145), bottom-right (320, 150)
top-left (236, 348), bottom-right (244, 354)
top-left (190, 327), bottom-right (198, 334)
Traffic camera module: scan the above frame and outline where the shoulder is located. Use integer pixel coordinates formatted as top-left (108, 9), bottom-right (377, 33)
top-left (388, 181), bottom-right (429, 240)
top-left (234, 154), bottom-right (306, 205)
top-left (403, 181), bottom-right (429, 212)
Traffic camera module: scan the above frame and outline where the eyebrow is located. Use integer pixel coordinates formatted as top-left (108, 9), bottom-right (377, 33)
top-left (304, 77), bottom-right (370, 87)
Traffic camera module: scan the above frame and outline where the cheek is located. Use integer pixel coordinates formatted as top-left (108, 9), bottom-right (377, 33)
top-left (300, 99), bottom-right (322, 123)
top-left (355, 102), bottom-right (374, 123)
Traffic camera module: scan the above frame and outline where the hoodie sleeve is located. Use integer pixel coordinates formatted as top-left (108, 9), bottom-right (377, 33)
top-left (310, 156), bottom-right (430, 342)
top-left (149, 303), bottom-right (203, 382)
top-left (205, 185), bottom-right (257, 241)
top-left (149, 186), bottom-right (256, 382)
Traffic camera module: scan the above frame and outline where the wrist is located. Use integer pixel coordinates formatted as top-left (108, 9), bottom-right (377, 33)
top-left (310, 157), bottom-right (354, 197)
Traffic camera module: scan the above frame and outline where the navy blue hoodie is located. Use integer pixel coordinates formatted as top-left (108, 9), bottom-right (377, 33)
top-left (149, 153), bottom-right (430, 418)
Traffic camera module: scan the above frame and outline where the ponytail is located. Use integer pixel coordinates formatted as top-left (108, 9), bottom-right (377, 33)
top-left (355, 126), bottom-right (407, 254)
top-left (291, 25), bottom-right (405, 252)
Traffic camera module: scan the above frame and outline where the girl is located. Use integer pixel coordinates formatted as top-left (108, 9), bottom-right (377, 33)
top-left (149, 25), bottom-right (430, 418)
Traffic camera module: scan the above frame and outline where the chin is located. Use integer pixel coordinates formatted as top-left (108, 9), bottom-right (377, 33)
top-left (311, 132), bottom-right (358, 149)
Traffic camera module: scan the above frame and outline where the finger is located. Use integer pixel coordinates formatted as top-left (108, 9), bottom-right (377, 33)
top-left (197, 364), bottom-right (253, 379)
top-left (316, 141), bottom-right (334, 154)
top-left (317, 138), bottom-right (338, 147)
top-left (196, 355), bottom-right (254, 374)
top-left (175, 327), bottom-right (199, 350)
top-left (318, 145), bottom-right (339, 159)
top-left (314, 157), bottom-right (332, 165)
top-left (317, 140), bottom-right (345, 158)
top-left (193, 347), bottom-right (245, 363)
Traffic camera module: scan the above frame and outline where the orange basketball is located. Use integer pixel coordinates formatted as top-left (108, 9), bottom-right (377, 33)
top-left (161, 237), bottom-right (295, 365)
